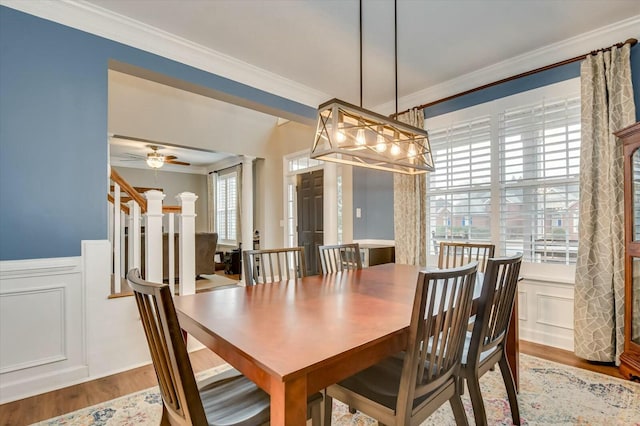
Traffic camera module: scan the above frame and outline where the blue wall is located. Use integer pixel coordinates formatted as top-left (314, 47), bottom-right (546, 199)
top-left (352, 168), bottom-right (395, 240)
top-left (353, 43), bottom-right (640, 240)
top-left (0, 6), bottom-right (315, 260)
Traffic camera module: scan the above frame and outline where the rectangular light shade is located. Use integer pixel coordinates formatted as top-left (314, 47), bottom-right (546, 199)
top-left (311, 98), bottom-right (434, 175)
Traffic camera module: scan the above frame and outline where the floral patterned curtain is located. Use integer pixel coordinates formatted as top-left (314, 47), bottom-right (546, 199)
top-left (574, 43), bottom-right (635, 364)
top-left (394, 109), bottom-right (427, 266)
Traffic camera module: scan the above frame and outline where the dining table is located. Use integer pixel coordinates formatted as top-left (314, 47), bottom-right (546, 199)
top-left (173, 262), bottom-right (519, 425)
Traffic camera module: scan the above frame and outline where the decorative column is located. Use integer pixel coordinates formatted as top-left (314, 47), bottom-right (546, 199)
top-left (177, 192), bottom-right (198, 296)
top-left (241, 156), bottom-right (255, 252)
top-left (144, 190), bottom-right (165, 283)
top-left (323, 161), bottom-right (338, 245)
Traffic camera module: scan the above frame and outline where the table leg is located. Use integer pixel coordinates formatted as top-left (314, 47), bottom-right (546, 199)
top-left (506, 293), bottom-right (520, 392)
top-left (269, 375), bottom-right (307, 425)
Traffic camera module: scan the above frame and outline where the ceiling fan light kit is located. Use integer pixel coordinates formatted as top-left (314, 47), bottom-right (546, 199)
top-left (310, 0), bottom-right (434, 175)
top-left (146, 149), bottom-right (165, 168)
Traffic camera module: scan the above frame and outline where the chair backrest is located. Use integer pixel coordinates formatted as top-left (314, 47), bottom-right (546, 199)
top-left (396, 261), bottom-right (478, 420)
top-left (242, 247), bottom-right (306, 286)
top-left (318, 243), bottom-right (362, 274)
top-left (126, 268), bottom-right (207, 425)
top-left (438, 241), bottom-right (495, 273)
top-left (467, 254), bottom-right (523, 366)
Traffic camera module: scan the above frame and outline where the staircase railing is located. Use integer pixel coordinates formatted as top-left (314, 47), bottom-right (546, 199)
top-left (107, 167), bottom-right (198, 296)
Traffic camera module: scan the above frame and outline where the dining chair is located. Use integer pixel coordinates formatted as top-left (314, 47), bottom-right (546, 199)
top-left (323, 262), bottom-right (479, 426)
top-left (242, 247), bottom-right (306, 286)
top-left (126, 268), bottom-right (322, 425)
top-left (318, 243), bottom-right (362, 274)
top-left (459, 254), bottom-right (523, 426)
top-left (438, 241), bottom-right (495, 273)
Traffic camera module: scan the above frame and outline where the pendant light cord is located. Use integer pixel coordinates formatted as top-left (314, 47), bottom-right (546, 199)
top-left (359, 0), bottom-right (363, 107)
top-left (394, 0), bottom-right (398, 116)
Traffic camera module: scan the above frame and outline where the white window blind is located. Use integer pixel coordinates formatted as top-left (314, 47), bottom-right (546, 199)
top-left (499, 97), bottom-right (581, 263)
top-left (428, 117), bottom-right (492, 252)
top-left (425, 78), bottom-right (581, 265)
top-left (216, 171), bottom-right (238, 243)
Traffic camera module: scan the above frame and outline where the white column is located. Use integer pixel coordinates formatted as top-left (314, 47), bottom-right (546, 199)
top-left (144, 190), bottom-right (165, 283)
top-left (128, 200), bottom-right (142, 275)
top-left (323, 161), bottom-right (338, 245)
top-left (241, 156), bottom-right (255, 252)
top-left (177, 192), bottom-right (198, 296)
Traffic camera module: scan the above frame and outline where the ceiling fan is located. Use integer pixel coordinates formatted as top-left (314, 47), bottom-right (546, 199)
top-left (110, 134), bottom-right (191, 169)
top-left (145, 145), bottom-right (190, 169)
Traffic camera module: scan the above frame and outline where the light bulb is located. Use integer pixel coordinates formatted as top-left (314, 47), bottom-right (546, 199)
top-left (336, 122), bottom-right (346, 144)
top-left (356, 128), bottom-right (366, 145)
top-left (390, 143), bottom-right (400, 156)
top-left (375, 134), bottom-right (387, 152)
top-left (407, 143), bottom-right (417, 158)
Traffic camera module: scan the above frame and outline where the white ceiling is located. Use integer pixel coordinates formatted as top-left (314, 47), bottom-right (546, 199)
top-left (109, 134), bottom-right (233, 174)
top-left (82, 0), bottom-right (640, 109)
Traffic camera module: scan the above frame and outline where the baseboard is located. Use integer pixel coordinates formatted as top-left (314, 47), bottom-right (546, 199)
top-left (0, 365), bottom-right (89, 405)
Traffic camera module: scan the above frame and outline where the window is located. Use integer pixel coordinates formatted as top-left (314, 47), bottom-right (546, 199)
top-left (216, 170), bottom-right (238, 244)
top-left (499, 97), bottom-right (580, 264)
top-left (428, 117), bottom-right (492, 244)
top-left (426, 78), bottom-right (580, 264)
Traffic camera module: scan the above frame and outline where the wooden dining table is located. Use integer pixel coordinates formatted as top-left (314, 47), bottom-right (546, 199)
top-left (173, 263), bottom-right (519, 425)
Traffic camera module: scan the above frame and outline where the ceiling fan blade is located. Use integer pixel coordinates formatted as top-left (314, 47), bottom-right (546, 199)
top-left (166, 159), bottom-right (191, 166)
top-left (164, 155), bottom-right (178, 160)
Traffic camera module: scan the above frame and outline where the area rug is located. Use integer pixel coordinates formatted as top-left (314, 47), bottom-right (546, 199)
top-left (32, 354), bottom-right (640, 425)
top-left (194, 273), bottom-right (240, 292)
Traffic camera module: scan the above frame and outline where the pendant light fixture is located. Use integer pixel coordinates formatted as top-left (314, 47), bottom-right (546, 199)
top-left (310, 0), bottom-right (434, 175)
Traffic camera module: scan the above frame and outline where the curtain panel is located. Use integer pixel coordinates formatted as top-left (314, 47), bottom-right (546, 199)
top-left (394, 109), bottom-right (427, 266)
top-left (574, 43), bottom-right (636, 364)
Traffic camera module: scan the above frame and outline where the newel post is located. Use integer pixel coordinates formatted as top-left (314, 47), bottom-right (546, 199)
top-left (177, 192), bottom-right (198, 295)
top-left (144, 190), bottom-right (165, 283)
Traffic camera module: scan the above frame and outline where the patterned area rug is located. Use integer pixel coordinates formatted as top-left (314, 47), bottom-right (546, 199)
top-left (32, 354), bottom-right (640, 425)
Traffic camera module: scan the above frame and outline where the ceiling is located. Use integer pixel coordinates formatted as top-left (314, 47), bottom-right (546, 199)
top-left (84, 0), bottom-right (639, 109)
top-left (109, 135), bottom-right (234, 174)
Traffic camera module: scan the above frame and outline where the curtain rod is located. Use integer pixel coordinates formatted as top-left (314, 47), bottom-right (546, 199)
top-left (393, 37), bottom-right (637, 117)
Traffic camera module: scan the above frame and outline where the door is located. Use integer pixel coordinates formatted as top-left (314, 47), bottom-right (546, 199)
top-left (297, 170), bottom-right (323, 275)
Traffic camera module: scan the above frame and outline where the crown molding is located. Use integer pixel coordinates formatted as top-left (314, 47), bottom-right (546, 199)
top-left (376, 14), bottom-right (640, 115)
top-left (0, 0), bottom-right (329, 109)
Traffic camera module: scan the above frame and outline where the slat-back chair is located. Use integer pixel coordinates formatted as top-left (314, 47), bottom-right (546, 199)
top-left (438, 241), bottom-right (495, 273)
top-left (126, 268), bottom-right (322, 425)
top-left (459, 254), bottom-right (523, 426)
top-left (318, 243), bottom-right (362, 274)
top-left (242, 247), bottom-right (306, 286)
top-left (324, 262), bottom-right (478, 426)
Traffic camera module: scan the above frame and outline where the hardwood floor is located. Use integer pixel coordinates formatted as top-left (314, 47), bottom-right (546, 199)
top-left (0, 341), bottom-right (624, 425)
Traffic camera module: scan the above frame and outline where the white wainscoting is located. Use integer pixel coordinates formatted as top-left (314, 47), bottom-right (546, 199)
top-left (0, 240), bottom-right (206, 404)
top-left (518, 277), bottom-right (575, 351)
top-left (0, 256), bottom-right (88, 403)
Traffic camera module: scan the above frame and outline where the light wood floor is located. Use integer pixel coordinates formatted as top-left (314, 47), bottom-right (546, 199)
top-left (0, 340), bottom-right (624, 425)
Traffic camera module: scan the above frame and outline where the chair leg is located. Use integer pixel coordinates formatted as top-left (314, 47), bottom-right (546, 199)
top-left (466, 372), bottom-right (488, 426)
top-left (160, 405), bottom-right (171, 426)
top-left (309, 399), bottom-right (322, 426)
top-left (349, 405), bottom-right (357, 414)
top-left (449, 392), bottom-right (469, 426)
top-left (498, 355), bottom-right (521, 425)
top-left (323, 390), bottom-right (333, 426)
